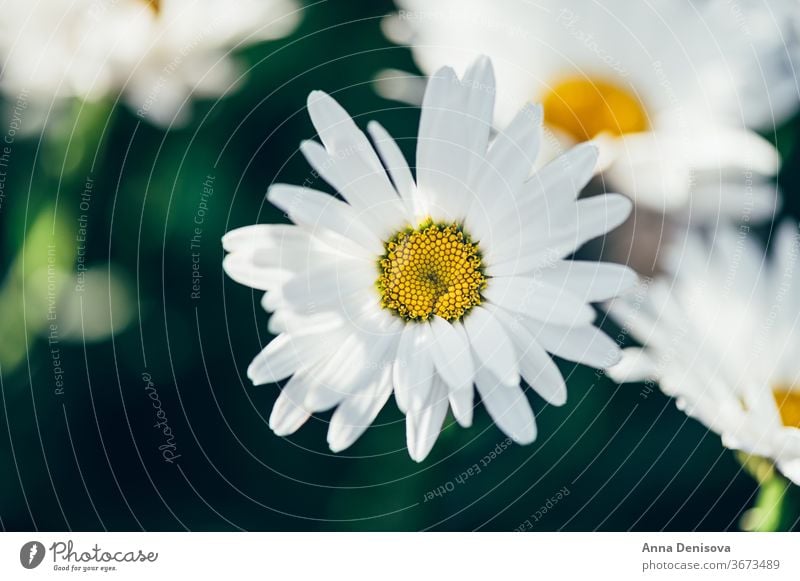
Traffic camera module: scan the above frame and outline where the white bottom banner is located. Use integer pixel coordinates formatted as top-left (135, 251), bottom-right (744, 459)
top-left (0, 532), bottom-right (797, 580)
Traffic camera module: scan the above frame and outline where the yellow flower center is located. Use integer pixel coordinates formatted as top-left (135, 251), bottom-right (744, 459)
top-left (772, 385), bottom-right (800, 428)
top-left (145, 0), bottom-right (161, 14)
top-left (542, 76), bottom-right (649, 142)
top-left (377, 221), bottom-right (485, 321)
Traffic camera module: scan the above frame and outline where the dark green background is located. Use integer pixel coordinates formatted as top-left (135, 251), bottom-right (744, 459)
top-left (1, 0), bottom-right (799, 531)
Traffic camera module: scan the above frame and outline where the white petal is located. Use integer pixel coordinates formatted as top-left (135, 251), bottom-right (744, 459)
top-left (247, 333), bottom-right (329, 385)
top-left (394, 323), bottom-right (435, 413)
top-left (483, 246), bottom-right (559, 278)
top-left (638, 124), bottom-right (778, 178)
top-left (605, 294), bottom-right (664, 350)
top-left (486, 103), bottom-right (543, 191)
top-left (608, 125), bottom-right (779, 214)
top-left (464, 105), bottom-right (544, 246)
top-left (778, 458), bottom-right (800, 487)
top-left (406, 377), bottom-right (449, 462)
top-left (524, 142), bottom-right (599, 202)
top-left (483, 276), bottom-right (595, 326)
top-left (222, 224), bottom-right (306, 253)
top-left (304, 92), bottom-right (407, 234)
top-left (267, 310), bottom-right (344, 337)
top-left (429, 316), bottom-right (475, 392)
top-left (462, 306), bottom-right (519, 386)
top-left (448, 384), bottom-right (474, 428)
top-left (488, 305), bottom-right (568, 406)
top-left (416, 65), bottom-right (468, 221)
top-left (416, 58), bottom-right (495, 222)
top-left (544, 194), bottom-right (632, 258)
top-left (327, 366), bottom-right (393, 453)
top-left (606, 347), bottom-right (658, 384)
top-left (366, 121), bottom-right (417, 214)
top-left (574, 193), bottom-right (632, 242)
top-left (299, 139), bottom-right (405, 240)
top-left (279, 261), bottom-right (374, 313)
top-left (223, 253), bottom-right (291, 291)
top-left (461, 56), bottom-right (497, 181)
top-left (484, 143), bottom-right (600, 248)
top-left (463, 168), bottom-right (521, 251)
top-left (222, 225), bottom-right (367, 291)
top-left (269, 370), bottom-right (313, 436)
top-left (484, 194), bottom-right (629, 275)
top-left (268, 184), bottom-right (383, 255)
top-left (302, 332), bottom-right (392, 412)
top-left (475, 368), bottom-right (536, 445)
top-left (527, 321), bottom-right (622, 369)
top-left (534, 261), bottom-right (639, 302)
top-left (517, 342), bottom-right (568, 407)
top-left (306, 90), bottom-right (382, 173)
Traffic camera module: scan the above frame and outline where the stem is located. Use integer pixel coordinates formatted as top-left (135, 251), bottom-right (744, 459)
top-left (737, 452), bottom-right (792, 532)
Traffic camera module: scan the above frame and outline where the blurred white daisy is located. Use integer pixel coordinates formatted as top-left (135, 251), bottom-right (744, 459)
top-left (223, 57), bottom-right (635, 461)
top-left (382, 0), bottom-right (800, 223)
top-left (0, 0), bottom-right (300, 127)
top-left (607, 223), bottom-right (800, 484)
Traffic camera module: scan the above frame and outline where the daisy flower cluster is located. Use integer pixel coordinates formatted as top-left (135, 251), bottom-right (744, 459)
top-left (4, 0), bottom-right (800, 538)
top-left (219, 0), bottom-right (800, 489)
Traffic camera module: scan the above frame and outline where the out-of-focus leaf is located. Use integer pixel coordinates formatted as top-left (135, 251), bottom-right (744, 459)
top-left (0, 204), bottom-right (75, 371)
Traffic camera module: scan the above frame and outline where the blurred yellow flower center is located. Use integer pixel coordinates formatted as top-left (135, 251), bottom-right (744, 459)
top-left (542, 76), bottom-right (648, 142)
top-left (145, 0), bottom-right (161, 14)
top-left (772, 385), bottom-right (800, 428)
top-left (378, 222), bottom-right (485, 321)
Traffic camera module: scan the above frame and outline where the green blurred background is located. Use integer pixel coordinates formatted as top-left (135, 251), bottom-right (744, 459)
top-left (1, 0), bottom-right (799, 532)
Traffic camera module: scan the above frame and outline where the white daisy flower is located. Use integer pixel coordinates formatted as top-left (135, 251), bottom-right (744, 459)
top-left (223, 56), bottom-right (635, 462)
top-left (383, 0), bottom-right (800, 223)
top-left (607, 223), bottom-right (800, 484)
top-left (0, 0), bottom-right (300, 127)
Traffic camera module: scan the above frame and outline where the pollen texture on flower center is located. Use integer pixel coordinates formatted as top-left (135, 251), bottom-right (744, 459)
top-left (542, 76), bottom-right (648, 142)
top-left (377, 221), bottom-right (486, 321)
top-left (772, 385), bottom-right (800, 428)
